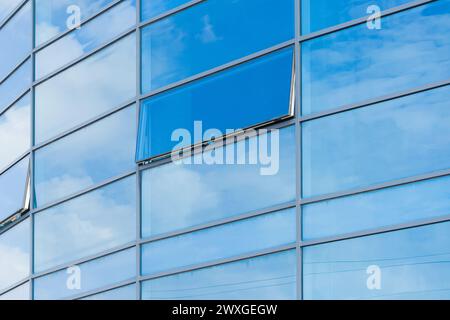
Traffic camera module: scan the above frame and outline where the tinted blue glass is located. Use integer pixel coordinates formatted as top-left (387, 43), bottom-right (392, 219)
top-left (141, 0), bottom-right (191, 21)
top-left (141, 209), bottom-right (296, 276)
top-left (141, 0), bottom-right (294, 93)
top-left (0, 1), bottom-right (31, 81)
top-left (141, 126), bottom-right (296, 237)
top-left (35, 0), bottom-right (115, 45)
top-left (142, 250), bottom-right (296, 300)
top-left (302, 0), bottom-right (450, 115)
top-left (303, 175), bottom-right (450, 240)
top-left (35, 33), bottom-right (136, 144)
top-left (0, 157), bottom-right (28, 223)
top-left (0, 0), bottom-right (23, 23)
top-left (302, 85), bottom-right (450, 198)
top-left (0, 59), bottom-right (31, 114)
top-left (137, 47), bottom-right (294, 160)
top-left (34, 248), bottom-right (136, 300)
top-left (304, 222), bottom-right (450, 300)
top-left (34, 176), bottom-right (136, 273)
top-left (301, 0), bottom-right (413, 34)
top-left (34, 106), bottom-right (136, 207)
top-left (35, 0), bottom-right (136, 79)
top-left (0, 93), bottom-right (30, 172)
top-left (0, 282), bottom-right (29, 300)
top-left (81, 284), bottom-right (136, 300)
top-left (0, 219), bottom-right (30, 291)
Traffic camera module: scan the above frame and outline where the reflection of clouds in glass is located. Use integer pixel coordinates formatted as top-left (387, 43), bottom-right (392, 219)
top-left (197, 15), bottom-right (222, 43)
top-left (0, 0), bottom-right (23, 22)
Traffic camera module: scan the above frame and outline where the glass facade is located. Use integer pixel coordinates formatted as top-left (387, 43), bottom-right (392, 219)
top-left (0, 0), bottom-right (449, 300)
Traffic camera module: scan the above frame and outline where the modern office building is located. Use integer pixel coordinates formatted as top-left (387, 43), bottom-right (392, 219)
top-left (0, 0), bottom-right (449, 300)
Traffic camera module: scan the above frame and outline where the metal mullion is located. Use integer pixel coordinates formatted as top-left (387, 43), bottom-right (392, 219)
top-left (0, 150), bottom-right (30, 177)
top-left (0, 88), bottom-right (31, 118)
top-left (0, 0), bottom-right (28, 30)
top-left (0, 55), bottom-right (30, 85)
top-left (71, 279), bottom-right (137, 300)
top-left (0, 278), bottom-right (30, 297)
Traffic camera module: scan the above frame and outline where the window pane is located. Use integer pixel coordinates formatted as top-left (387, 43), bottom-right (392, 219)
top-left (35, 0), bottom-right (136, 79)
top-left (0, 93), bottom-right (30, 172)
top-left (34, 105), bottom-right (136, 207)
top-left (141, 0), bottom-right (192, 21)
top-left (35, 33), bottom-right (136, 144)
top-left (301, 0), bottom-right (413, 34)
top-left (142, 250), bottom-right (296, 300)
top-left (34, 248), bottom-right (136, 300)
top-left (0, 1), bottom-right (31, 81)
top-left (141, 0), bottom-right (294, 93)
top-left (303, 174), bottom-right (450, 240)
top-left (304, 222), bottom-right (450, 300)
top-left (0, 219), bottom-right (30, 291)
top-left (302, 85), bottom-right (450, 198)
top-left (0, 59), bottom-right (31, 114)
top-left (81, 284), bottom-right (136, 300)
top-left (137, 47), bottom-right (294, 160)
top-left (0, 0), bottom-right (23, 22)
top-left (141, 126), bottom-right (296, 237)
top-left (34, 176), bottom-right (136, 273)
top-left (141, 208), bottom-right (296, 276)
top-left (0, 157), bottom-right (29, 223)
top-left (0, 282), bottom-right (30, 300)
top-left (35, 0), bottom-right (116, 45)
top-left (302, 0), bottom-right (450, 115)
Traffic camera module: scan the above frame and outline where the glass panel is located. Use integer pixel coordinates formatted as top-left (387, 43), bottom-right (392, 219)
top-left (303, 222), bottom-right (450, 300)
top-left (302, 0), bottom-right (450, 115)
top-left (34, 248), bottom-right (136, 300)
top-left (141, 0), bottom-right (294, 93)
top-left (0, 93), bottom-right (30, 172)
top-left (303, 175), bottom-right (450, 240)
top-left (34, 105), bottom-right (136, 207)
top-left (141, 126), bottom-right (296, 237)
top-left (141, 0), bottom-right (192, 21)
top-left (0, 219), bottom-right (30, 291)
top-left (0, 282), bottom-right (30, 300)
top-left (301, 0), bottom-right (413, 34)
top-left (137, 47), bottom-right (294, 160)
top-left (141, 208), bottom-right (296, 276)
top-left (142, 250), bottom-right (297, 300)
top-left (0, 0), bottom-right (23, 23)
top-left (302, 85), bottom-right (450, 198)
top-left (35, 0), bottom-right (116, 46)
top-left (0, 59), bottom-right (31, 114)
top-left (34, 176), bottom-right (136, 273)
top-left (0, 1), bottom-right (31, 81)
top-left (81, 284), bottom-right (136, 300)
top-left (0, 157), bottom-right (29, 223)
top-left (35, 0), bottom-right (136, 79)
top-left (35, 33), bottom-right (136, 144)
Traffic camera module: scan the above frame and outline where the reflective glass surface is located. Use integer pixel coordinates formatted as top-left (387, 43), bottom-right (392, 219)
top-left (34, 106), bottom-right (136, 207)
top-left (0, 0), bottom-right (23, 22)
top-left (35, 33), bottom-right (136, 144)
top-left (304, 222), bottom-right (450, 300)
top-left (81, 284), bottom-right (136, 300)
top-left (35, 0), bottom-right (115, 45)
top-left (34, 176), bottom-right (136, 273)
top-left (141, 0), bottom-right (294, 92)
top-left (302, 85), bottom-right (450, 197)
top-left (142, 250), bottom-right (297, 300)
top-left (0, 93), bottom-right (30, 172)
top-left (137, 47), bottom-right (294, 160)
top-left (0, 1), bottom-right (31, 81)
top-left (0, 282), bottom-right (30, 300)
top-left (302, 0), bottom-right (450, 115)
top-left (35, 0), bottom-right (136, 79)
top-left (141, 0), bottom-right (191, 21)
top-left (141, 208), bottom-right (296, 276)
top-left (0, 59), bottom-right (31, 114)
top-left (141, 126), bottom-right (296, 237)
top-left (0, 219), bottom-right (30, 291)
top-left (34, 248), bottom-right (136, 300)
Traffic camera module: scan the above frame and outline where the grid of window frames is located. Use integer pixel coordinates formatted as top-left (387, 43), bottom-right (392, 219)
top-left (0, 0), bottom-right (449, 300)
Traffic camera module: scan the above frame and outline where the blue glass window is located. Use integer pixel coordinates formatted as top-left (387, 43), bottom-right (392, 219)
top-left (34, 105), bottom-right (136, 207)
top-left (142, 250), bottom-right (297, 300)
top-left (304, 222), bottom-right (450, 300)
top-left (34, 176), bottom-right (136, 273)
top-left (141, 208), bottom-right (296, 276)
top-left (302, 0), bottom-right (450, 115)
top-left (137, 47), bottom-right (294, 160)
top-left (35, 33), bottom-right (136, 144)
top-left (141, 0), bottom-right (192, 21)
top-left (0, 0), bottom-right (23, 23)
top-left (0, 282), bottom-right (30, 300)
top-left (141, 126), bottom-right (296, 237)
top-left (302, 85), bottom-right (450, 198)
top-left (141, 0), bottom-right (294, 93)
top-left (81, 284), bottom-right (136, 300)
top-left (0, 59), bottom-right (31, 114)
top-left (34, 248), bottom-right (136, 300)
top-left (35, 0), bottom-right (136, 79)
